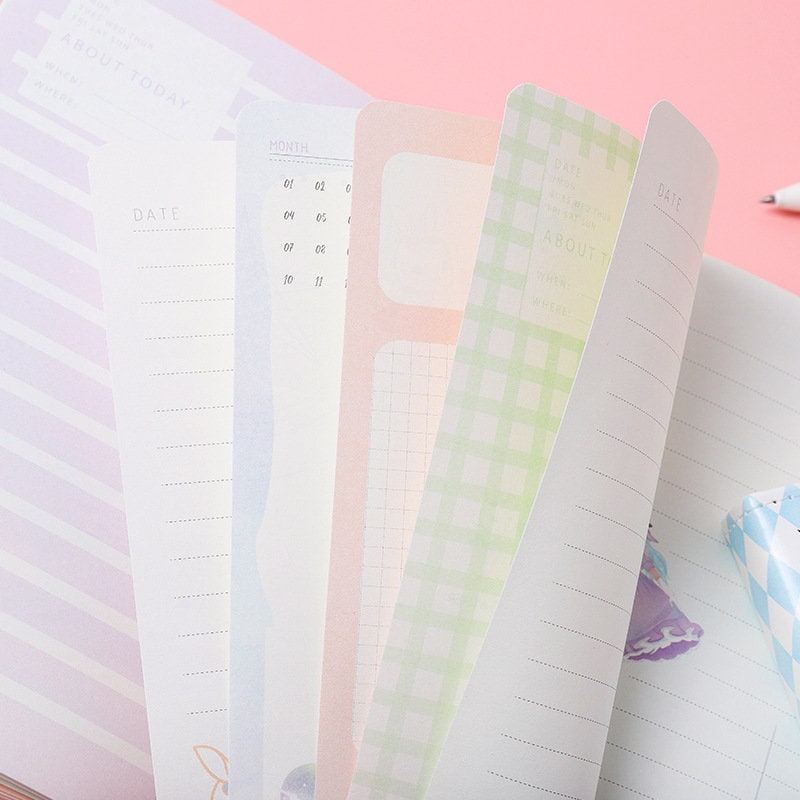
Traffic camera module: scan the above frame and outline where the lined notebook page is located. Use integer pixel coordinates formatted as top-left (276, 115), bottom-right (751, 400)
top-left (426, 102), bottom-right (717, 799)
top-left (90, 141), bottom-right (236, 799)
top-left (231, 101), bottom-right (358, 799)
top-left (598, 259), bottom-right (800, 798)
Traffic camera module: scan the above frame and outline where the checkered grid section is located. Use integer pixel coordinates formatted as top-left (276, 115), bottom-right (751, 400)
top-left (353, 341), bottom-right (455, 742)
top-left (725, 485), bottom-right (800, 720)
top-left (349, 85), bottom-right (640, 798)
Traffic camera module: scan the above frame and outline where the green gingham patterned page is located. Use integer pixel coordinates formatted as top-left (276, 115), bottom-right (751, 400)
top-left (349, 85), bottom-right (639, 799)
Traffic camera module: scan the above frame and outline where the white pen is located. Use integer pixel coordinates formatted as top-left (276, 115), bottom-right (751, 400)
top-left (760, 181), bottom-right (800, 212)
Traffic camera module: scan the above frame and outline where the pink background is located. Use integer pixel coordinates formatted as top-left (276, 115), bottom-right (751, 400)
top-left (216, 0), bottom-right (800, 296)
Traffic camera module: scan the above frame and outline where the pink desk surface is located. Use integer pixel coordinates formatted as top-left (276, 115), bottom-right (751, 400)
top-left (217, 0), bottom-right (800, 296)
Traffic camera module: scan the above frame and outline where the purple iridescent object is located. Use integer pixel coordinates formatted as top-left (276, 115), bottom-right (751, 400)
top-left (280, 764), bottom-right (314, 800)
top-left (625, 527), bottom-right (703, 661)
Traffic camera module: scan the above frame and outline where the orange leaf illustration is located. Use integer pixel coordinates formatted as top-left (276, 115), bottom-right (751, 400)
top-left (193, 745), bottom-right (229, 799)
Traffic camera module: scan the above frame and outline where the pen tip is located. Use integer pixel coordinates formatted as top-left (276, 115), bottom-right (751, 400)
top-left (760, 195), bottom-right (776, 204)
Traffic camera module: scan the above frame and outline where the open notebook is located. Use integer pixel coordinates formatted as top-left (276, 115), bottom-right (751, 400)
top-left (84, 86), bottom-right (800, 799)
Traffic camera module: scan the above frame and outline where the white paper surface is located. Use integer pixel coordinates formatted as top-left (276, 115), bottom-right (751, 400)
top-left (89, 141), bottom-right (236, 799)
top-left (231, 101), bottom-right (358, 798)
top-left (598, 258), bottom-right (800, 798)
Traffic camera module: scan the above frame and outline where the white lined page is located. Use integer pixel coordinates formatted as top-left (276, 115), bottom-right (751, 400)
top-left (426, 102), bottom-right (717, 799)
top-left (89, 142), bottom-right (236, 800)
top-left (598, 259), bottom-right (800, 798)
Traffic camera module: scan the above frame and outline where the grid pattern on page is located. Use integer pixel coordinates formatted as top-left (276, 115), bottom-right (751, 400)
top-left (316, 105), bottom-right (497, 800)
top-left (256, 167), bottom-right (352, 793)
top-left (230, 101), bottom-right (360, 799)
top-left (316, 106), bottom-right (501, 800)
top-left (353, 340), bottom-right (454, 741)
top-left (351, 85), bottom-right (639, 798)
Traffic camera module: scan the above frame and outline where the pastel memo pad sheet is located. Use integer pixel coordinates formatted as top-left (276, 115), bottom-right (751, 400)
top-left (350, 86), bottom-right (640, 799)
top-left (423, 99), bottom-right (717, 799)
top-left (231, 100), bottom-right (358, 798)
top-left (316, 102), bottom-right (499, 799)
top-left (726, 485), bottom-right (800, 720)
top-left (89, 140), bottom-right (239, 800)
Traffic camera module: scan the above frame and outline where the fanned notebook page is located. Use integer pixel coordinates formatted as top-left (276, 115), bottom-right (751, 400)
top-left (426, 102), bottom-right (717, 799)
top-left (231, 101), bottom-right (358, 799)
top-left (90, 141), bottom-right (237, 800)
top-left (349, 86), bottom-right (639, 799)
top-left (598, 260), bottom-right (800, 798)
top-left (0, 0), bottom-right (368, 797)
top-left (314, 102), bottom-right (500, 800)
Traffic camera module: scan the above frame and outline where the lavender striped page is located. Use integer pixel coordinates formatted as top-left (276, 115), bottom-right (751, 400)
top-left (0, 1), bottom-right (367, 797)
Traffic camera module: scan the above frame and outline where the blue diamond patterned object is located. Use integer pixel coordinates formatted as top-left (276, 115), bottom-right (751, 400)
top-left (725, 485), bottom-right (800, 721)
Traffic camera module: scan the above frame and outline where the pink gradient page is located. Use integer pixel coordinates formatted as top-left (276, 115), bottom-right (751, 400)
top-left (317, 102), bottom-right (498, 800)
